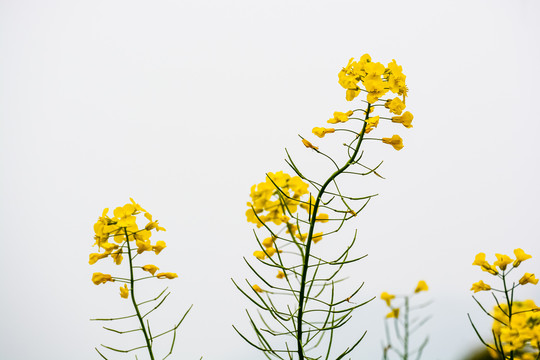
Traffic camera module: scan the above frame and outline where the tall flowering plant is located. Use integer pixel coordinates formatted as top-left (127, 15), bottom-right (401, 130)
top-left (468, 249), bottom-right (539, 360)
top-left (234, 54), bottom-right (414, 359)
top-left (89, 199), bottom-right (191, 360)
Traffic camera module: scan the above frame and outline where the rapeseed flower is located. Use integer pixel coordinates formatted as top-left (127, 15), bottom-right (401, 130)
top-left (89, 252), bottom-right (109, 265)
top-left (315, 213), bottom-right (329, 222)
top-left (519, 273), bottom-right (538, 285)
top-left (156, 272), bottom-right (178, 279)
top-left (471, 280), bottom-right (491, 293)
top-left (472, 252), bottom-right (499, 275)
top-left (513, 248), bottom-right (532, 267)
top-left (302, 139), bottom-right (318, 150)
top-left (119, 284), bottom-right (129, 299)
top-left (380, 292), bottom-right (395, 306)
top-left (386, 308), bottom-right (400, 318)
top-left (253, 251), bottom-right (266, 260)
top-left (142, 264), bottom-right (159, 275)
top-left (327, 110), bottom-right (354, 124)
top-left (92, 272), bottom-right (114, 285)
top-left (262, 237), bottom-right (274, 248)
top-left (364, 116), bottom-right (379, 134)
top-left (494, 253), bottom-right (513, 271)
top-left (382, 135), bottom-right (404, 151)
top-left (153, 241), bottom-right (167, 255)
top-left (312, 127), bottom-right (335, 138)
top-left (391, 112), bottom-right (414, 128)
top-left (414, 280), bottom-right (428, 293)
top-left (385, 97), bottom-right (406, 115)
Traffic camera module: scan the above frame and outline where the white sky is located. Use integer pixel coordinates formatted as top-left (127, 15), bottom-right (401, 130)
top-left (1, 1), bottom-right (539, 359)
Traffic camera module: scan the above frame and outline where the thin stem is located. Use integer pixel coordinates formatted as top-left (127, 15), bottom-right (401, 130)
top-left (404, 296), bottom-right (409, 360)
top-left (124, 228), bottom-right (155, 360)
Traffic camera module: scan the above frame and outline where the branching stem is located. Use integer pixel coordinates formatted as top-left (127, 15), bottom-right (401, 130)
top-left (296, 103), bottom-right (371, 359)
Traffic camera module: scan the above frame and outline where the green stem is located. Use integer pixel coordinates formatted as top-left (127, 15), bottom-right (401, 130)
top-left (404, 296), bottom-right (409, 360)
top-left (501, 272), bottom-right (514, 360)
top-left (296, 104), bottom-right (371, 360)
top-left (124, 228), bottom-right (155, 360)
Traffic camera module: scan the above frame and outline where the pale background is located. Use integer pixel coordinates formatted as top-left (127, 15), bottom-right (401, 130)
top-left (1, 0), bottom-right (539, 359)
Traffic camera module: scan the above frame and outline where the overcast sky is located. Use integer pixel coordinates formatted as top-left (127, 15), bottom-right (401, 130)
top-left (1, 1), bottom-right (539, 359)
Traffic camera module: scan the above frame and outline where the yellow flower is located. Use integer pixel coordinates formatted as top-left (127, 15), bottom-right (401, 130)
top-left (134, 229), bottom-right (152, 242)
top-left (92, 272), bottom-right (114, 285)
top-left (382, 135), bottom-right (404, 151)
top-left (302, 138), bottom-right (318, 150)
top-left (156, 272), bottom-right (178, 279)
top-left (364, 116), bottom-right (379, 134)
top-left (142, 264), bottom-right (159, 275)
top-left (113, 204), bottom-right (137, 228)
top-left (262, 237), bottom-right (275, 248)
top-left (119, 284), bottom-right (129, 299)
top-left (99, 242), bottom-right (118, 252)
top-left (315, 213), bottom-right (329, 223)
top-left (380, 292), bottom-right (395, 306)
top-left (519, 273), bottom-right (538, 285)
top-left (312, 127), bottom-right (336, 138)
top-left (385, 97), bottom-right (406, 115)
top-left (286, 224), bottom-right (298, 236)
top-left (296, 233), bottom-right (308, 242)
top-left (253, 250), bottom-right (266, 260)
top-left (136, 239), bottom-right (153, 254)
top-left (252, 284), bottom-right (264, 293)
top-left (89, 252), bottom-right (109, 265)
top-left (494, 253), bottom-right (513, 271)
top-left (266, 247), bottom-right (277, 257)
top-left (327, 110), bottom-right (354, 124)
top-left (312, 232), bottom-right (323, 244)
top-left (363, 62), bottom-right (389, 103)
top-left (513, 248), bottom-right (532, 267)
top-left (129, 197), bottom-right (147, 213)
top-left (288, 176), bottom-right (309, 197)
top-left (472, 252), bottom-right (499, 275)
top-left (391, 111), bottom-right (413, 128)
top-left (386, 59), bottom-right (408, 96)
top-left (276, 270), bottom-right (285, 279)
top-left (345, 89), bottom-right (360, 101)
top-left (111, 250), bottom-right (123, 265)
top-left (297, 232), bottom-right (323, 243)
top-left (414, 280), bottom-right (428, 293)
top-left (152, 240), bottom-right (167, 255)
top-left (386, 308), bottom-right (400, 318)
top-left (471, 280), bottom-right (491, 293)
top-left (144, 212), bottom-right (166, 232)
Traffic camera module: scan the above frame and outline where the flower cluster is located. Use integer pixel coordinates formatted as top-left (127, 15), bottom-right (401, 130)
top-left (338, 54), bottom-right (407, 103)
top-left (246, 171), bottom-right (329, 263)
top-left (490, 300), bottom-right (540, 359)
top-left (246, 171), bottom-right (310, 228)
top-left (470, 249), bottom-right (537, 293)
top-left (90, 198), bottom-right (177, 298)
top-left (306, 54), bottom-right (414, 152)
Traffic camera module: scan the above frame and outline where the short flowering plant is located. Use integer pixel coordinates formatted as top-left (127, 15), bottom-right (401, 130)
top-left (469, 249), bottom-right (539, 360)
top-left (89, 199), bottom-right (191, 360)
